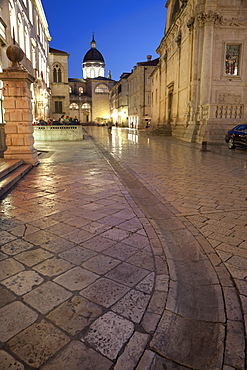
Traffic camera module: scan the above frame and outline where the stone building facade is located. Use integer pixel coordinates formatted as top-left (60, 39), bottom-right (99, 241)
top-left (151, 0), bottom-right (247, 144)
top-left (49, 36), bottom-right (115, 124)
top-left (0, 0), bottom-right (51, 158)
top-left (128, 57), bottom-right (159, 129)
top-left (0, 0), bottom-right (51, 121)
top-left (69, 78), bottom-right (91, 123)
top-left (49, 47), bottom-right (70, 121)
top-left (86, 77), bottom-right (115, 124)
top-left (109, 73), bottom-right (130, 127)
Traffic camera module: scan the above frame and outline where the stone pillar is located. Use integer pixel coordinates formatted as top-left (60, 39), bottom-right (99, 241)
top-left (0, 43), bottom-right (38, 166)
top-left (0, 69), bottom-right (38, 165)
top-left (199, 11), bottom-right (219, 105)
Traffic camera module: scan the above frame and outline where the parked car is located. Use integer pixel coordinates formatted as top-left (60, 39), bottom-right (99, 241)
top-left (225, 124), bottom-right (247, 149)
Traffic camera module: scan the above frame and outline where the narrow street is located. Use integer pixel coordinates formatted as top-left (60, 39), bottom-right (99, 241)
top-left (0, 126), bottom-right (246, 369)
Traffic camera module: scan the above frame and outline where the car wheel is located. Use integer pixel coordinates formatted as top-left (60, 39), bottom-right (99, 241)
top-left (228, 138), bottom-right (236, 149)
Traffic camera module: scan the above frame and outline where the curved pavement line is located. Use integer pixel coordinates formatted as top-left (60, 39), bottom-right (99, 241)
top-left (86, 133), bottom-right (244, 369)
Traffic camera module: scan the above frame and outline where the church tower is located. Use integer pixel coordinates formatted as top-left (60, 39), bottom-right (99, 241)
top-left (82, 35), bottom-right (105, 79)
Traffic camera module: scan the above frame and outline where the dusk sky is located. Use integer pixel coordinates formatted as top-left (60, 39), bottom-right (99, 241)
top-left (42, 0), bottom-right (167, 81)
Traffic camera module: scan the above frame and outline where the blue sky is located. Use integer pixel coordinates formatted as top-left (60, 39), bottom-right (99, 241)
top-left (42, 0), bottom-right (167, 80)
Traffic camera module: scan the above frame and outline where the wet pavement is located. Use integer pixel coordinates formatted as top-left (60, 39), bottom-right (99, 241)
top-left (0, 126), bottom-right (246, 369)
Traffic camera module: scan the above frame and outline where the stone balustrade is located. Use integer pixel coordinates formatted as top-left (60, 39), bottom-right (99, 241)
top-left (33, 125), bottom-right (83, 141)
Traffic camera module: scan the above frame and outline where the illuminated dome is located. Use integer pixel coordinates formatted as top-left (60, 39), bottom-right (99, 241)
top-left (82, 35), bottom-right (105, 79)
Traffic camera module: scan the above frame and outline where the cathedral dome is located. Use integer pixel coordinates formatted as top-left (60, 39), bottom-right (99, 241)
top-left (82, 35), bottom-right (105, 79)
top-left (83, 48), bottom-right (104, 63)
top-left (83, 35), bottom-right (105, 63)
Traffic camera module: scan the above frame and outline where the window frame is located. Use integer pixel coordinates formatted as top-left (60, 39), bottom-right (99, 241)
top-left (69, 103), bottom-right (79, 110)
top-left (95, 83), bottom-right (109, 94)
top-left (53, 64), bottom-right (62, 83)
top-left (224, 42), bottom-right (242, 77)
top-left (55, 101), bottom-right (62, 113)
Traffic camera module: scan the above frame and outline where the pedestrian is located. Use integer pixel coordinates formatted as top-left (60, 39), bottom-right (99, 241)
top-left (107, 121), bottom-right (113, 132)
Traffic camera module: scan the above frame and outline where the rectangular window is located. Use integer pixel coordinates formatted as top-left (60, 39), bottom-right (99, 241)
top-left (0, 81), bottom-right (4, 123)
top-left (28, 0), bottom-right (33, 24)
top-left (225, 44), bottom-right (240, 76)
top-left (55, 101), bottom-right (62, 113)
top-left (0, 17), bottom-right (7, 45)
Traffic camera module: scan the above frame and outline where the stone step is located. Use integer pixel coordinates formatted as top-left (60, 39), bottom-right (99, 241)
top-left (0, 160), bottom-right (32, 198)
top-left (0, 159), bottom-right (24, 180)
top-left (149, 125), bottom-right (172, 136)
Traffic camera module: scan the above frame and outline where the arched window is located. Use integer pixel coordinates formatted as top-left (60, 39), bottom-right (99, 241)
top-left (82, 103), bottom-right (90, 109)
top-left (53, 64), bottom-right (62, 83)
top-left (95, 84), bottom-right (109, 93)
top-left (69, 86), bottom-right (72, 93)
top-left (69, 103), bottom-right (79, 110)
top-left (79, 87), bottom-right (84, 94)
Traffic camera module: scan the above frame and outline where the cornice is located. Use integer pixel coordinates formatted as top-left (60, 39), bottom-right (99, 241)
top-left (218, 16), bottom-right (247, 27)
top-left (197, 11), bottom-right (247, 28)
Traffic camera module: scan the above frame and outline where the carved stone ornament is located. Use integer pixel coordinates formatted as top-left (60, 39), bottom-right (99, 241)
top-left (217, 93), bottom-right (241, 105)
top-left (197, 11), bottom-right (220, 25)
top-left (6, 44), bottom-right (24, 70)
top-left (218, 17), bottom-right (247, 27)
top-left (175, 31), bottom-right (182, 46)
top-left (187, 16), bottom-right (195, 30)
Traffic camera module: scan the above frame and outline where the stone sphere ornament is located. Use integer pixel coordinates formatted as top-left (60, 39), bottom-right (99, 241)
top-left (6, 44), bottom-right (24, 70)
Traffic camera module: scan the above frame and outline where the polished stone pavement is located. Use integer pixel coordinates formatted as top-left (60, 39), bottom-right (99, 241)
top-left (0, 127), bottom-right (246, 369)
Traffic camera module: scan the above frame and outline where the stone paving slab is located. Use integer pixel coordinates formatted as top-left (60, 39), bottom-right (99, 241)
top-left (83, 311), bottom-right (134, 361)
top-left (40, 341), bottom-right (113, 370)
top-left (0, 350), bottom-right (24, 370)
top-left (0, 132), bottom-right (246, 369)
top-left (0, 301), bottom-right (38, 342)
top-left (150, 310), bottom-right (225, 370)
top-left (7, 320), bottom-right (70, 368)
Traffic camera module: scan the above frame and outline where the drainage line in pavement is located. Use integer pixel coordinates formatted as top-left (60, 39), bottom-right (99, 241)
top-left (86, 133), bottom-right (227, 370)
